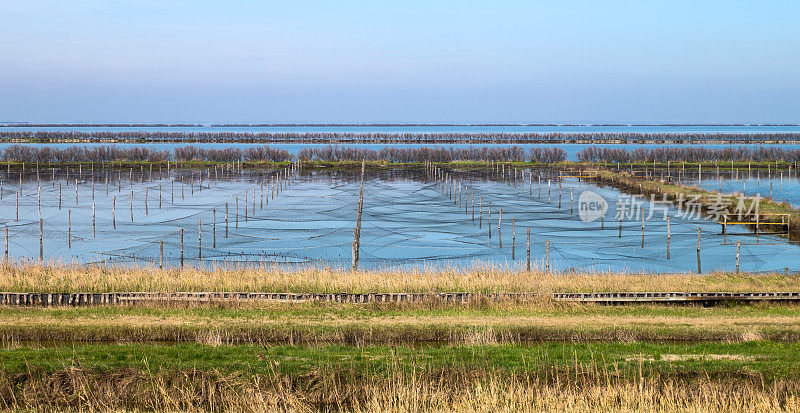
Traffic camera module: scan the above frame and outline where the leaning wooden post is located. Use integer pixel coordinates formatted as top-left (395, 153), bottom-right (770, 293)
top-left (212, 209), bottom-right (216, 248)
top-left (235, 196), bottom-right (238, 228)
top-left (526, 227), bottom-right (531, 271)
top-left (92, 202), bottom-right (96, 238)
top-left (159, 240), bottom-right (164, 269)
top-left (351, 228), bottom-right (359, 271)
top-left (352, 159), bottom-right (366, 271)
top-left (225, 202), bottom-right (229, 237)
top-left (112, 196), bottom-right (116, 229)
top-left (4, 227), bottom-right (7, 265)
top-left (180, 228), bottom-right (184, 268)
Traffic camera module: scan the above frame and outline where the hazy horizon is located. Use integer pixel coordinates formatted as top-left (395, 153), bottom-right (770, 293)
top-left (2, 1), bottom-right (798, 124)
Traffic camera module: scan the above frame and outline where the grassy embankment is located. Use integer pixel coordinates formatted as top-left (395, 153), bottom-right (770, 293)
top-left (4, 264), bottom-right (800, 410)
top-left (589, 168), bottom-right (800, 238)
top-left (3, 300), bottom-right (800, 344)
top-left (2, 342), bottom-right (800, 411)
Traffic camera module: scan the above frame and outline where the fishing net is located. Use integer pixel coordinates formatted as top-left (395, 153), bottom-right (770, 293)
top-left (0, 165), bottom-right (797, 273)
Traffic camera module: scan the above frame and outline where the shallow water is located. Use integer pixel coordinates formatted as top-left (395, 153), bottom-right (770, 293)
top-left (0, 166), bottom-right (797, 273)
top-left (675, 168), bottom-right (800, 208)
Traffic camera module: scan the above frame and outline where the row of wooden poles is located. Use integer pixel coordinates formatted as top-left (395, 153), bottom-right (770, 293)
top-left (421, 161), bottom-right (726, 275)
top-left (424, 161), bottom-right (548, 272)
top-left (0, 161), bottom-right (757, 273)
top-left (2, 161), bottom-right (302, 267)
top-left (622, 160), bottom-right (796, 197)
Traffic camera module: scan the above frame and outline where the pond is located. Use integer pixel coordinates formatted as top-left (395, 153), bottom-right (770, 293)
top-left (1, 165), bottom-right (797, 273)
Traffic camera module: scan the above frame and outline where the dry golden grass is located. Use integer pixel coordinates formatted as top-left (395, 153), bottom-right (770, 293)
top-left (2, 364), bottom-right (798, 412)
top-left (3, 301), bottom-right (800, 344)
top-left (1, 262), bottom-right (799, 293)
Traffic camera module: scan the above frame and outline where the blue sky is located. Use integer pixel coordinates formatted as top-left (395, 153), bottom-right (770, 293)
top-left (1, 0), bottom-right (798, 123)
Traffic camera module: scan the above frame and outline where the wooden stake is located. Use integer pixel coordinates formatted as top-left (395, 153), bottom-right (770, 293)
top-left (511, 217), bottom-right (515, 259)
top-left (736, 240), bottom-right (740, 273)
top-left (39, 218), bottom-right (43, 261)
top-left (198, 217), bottom-right (202, 259)
top-left (479, 196), bottom-right (482, 228)
top-left (570, 187), bottom-right (573, 214)
top-left (498, 208), bottom-right (503, 247)
top-left (545, 240), bottom-right (550, 274)
top-left (159, 240), bottom-right (164, 269)
top-left (180, 228), bottom-right (184, 268)
top-left (641, 214), bottom-right (645, 249)
top-left (213, 209), bottom-right (216, 248)
top-left (526, 227), bottom-right (530, 272)
top-left (696, 227), bottom-right (702, 274)
top-left (666, 216), bottom-right (671, 260)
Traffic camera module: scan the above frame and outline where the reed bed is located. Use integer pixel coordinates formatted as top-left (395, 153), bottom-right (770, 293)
top-left (578, 145), bottom-right (800, 163)
top-left (5, 143), bottom-right (800, 164)
top-left (1, 262), bottom-right (798, 293)
top-left (0, 144), bottom-right (562, 163)
top-left (1, 360), bottom-right (798, 412)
